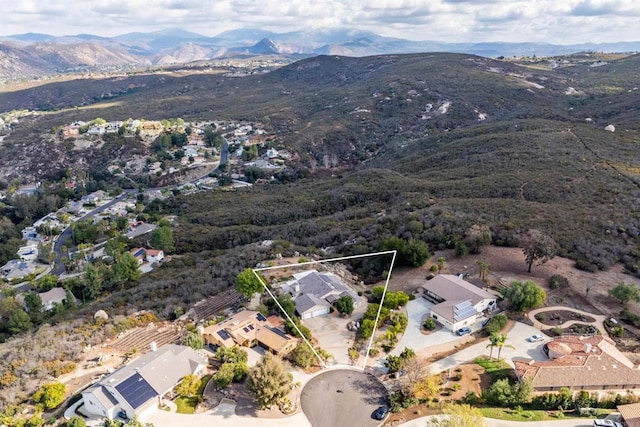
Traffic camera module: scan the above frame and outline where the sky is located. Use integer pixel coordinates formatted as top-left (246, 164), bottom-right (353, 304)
top-left (1, 0), bottom-right (639, 44)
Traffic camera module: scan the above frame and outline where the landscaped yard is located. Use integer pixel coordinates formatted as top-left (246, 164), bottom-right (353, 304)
top-left (175, 374), bottom-right (211, 414)
top-left (480, 407), bottom-right (611, 422)
top-left (474, 357), bottom-right (512, 381)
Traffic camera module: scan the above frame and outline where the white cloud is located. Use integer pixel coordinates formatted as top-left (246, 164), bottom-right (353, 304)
top-left (0, 0), bottom-right (637, 43)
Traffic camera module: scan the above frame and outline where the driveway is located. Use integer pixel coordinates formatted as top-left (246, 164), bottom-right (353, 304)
top-left (303, 297), bottom-right (367, 365)
top-left (430, 321), bottom-right (549, 374)
top-left (374, 298), bottom-right (477, 369)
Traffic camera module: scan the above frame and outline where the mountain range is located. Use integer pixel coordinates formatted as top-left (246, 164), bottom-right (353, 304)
top-left (1, 27), bottom-right (639, 80)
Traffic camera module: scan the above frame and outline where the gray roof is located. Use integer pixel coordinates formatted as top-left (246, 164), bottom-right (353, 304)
top-left (430, 299), bottom-right (478, 324)
top-left (40, 287), bottom-right (68, 306)
top-left (421, 275), bottom-right (495, 306)
top-left (295, 293), bottom-right (330, 315)
top-left (98, 344), bottom-right (205, 404)
top-left (293, 270), bottom-right (358, 301)
top-left (85, 385), bottom-right (119, 410)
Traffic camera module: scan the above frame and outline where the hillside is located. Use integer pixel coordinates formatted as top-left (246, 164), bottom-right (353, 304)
top-left (1, 52), bottom-right (640, 287)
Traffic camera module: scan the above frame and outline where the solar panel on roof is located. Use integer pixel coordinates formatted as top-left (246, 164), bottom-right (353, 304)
top-left (453, 300), bottom-right (477, 322)
top-left (115, 373), bottom-right (157, 409)
top-left (217, 330), bottom-right (231, 340)
top-left (248, 325), bottom-right (255, 330)
top-left (243, 327), bottom-right (250, 333)
top-left (256, 313), bottom-right (267, 322)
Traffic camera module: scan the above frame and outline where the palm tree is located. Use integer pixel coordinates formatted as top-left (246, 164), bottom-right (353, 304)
top-left (496, 333), bottom-right (515, 361)
top-left (477, 259), bottom-right (490, 283)
top-left (487, 332), bottom-right (500, 360)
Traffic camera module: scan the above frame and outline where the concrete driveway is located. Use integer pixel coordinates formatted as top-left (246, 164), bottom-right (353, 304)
top-left (430, 321), bottom-right (549, 373)
top-left (303, 297), bottom-right (367, 365)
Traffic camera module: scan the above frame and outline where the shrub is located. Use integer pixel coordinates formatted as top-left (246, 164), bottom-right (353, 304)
top-left (485, 314), bottom-right (508, 334)
top-left (548, 274), bottom-right (569, 290)
top-left (423, 318), bottom-right (437, 330)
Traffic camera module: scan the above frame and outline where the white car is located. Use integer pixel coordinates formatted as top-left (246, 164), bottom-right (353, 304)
top-left (527, 334), bottom-right (545, 342)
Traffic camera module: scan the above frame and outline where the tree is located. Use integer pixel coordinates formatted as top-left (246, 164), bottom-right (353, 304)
top-left (521, 229), bottom-right (558, 273)
top-left (380, 236), bottom-right (430, 267)
top-left (335, 296), bottom-right (354, 316)
top-left (23, 292), bottom-right (44, 325)
top-left (476, 260), bottom-right (490, 283)
top-left (483, 378), bottom-right (532, 406)
top-left (8, 308), bottom-right (32, 334)
top-left (82, 263), bottom-right (104, 300)
top-left (183, 331), bottom-right (203, 350)
top-left (110, 252), bottom-right (141, 288)
top-left (434, 403), bottom-right (486, 427)
top-left (464, 224), bottom-right (492, 255)
top-left (37, 274), bottom-right (58, 291)
top-left (608, 283), bottom-right (640, 305)
top-left (289, 343), bottom-right (317, 369)
top-left (358, 318), bottom-right (375, 339)
top-left (246, 353), bottom-right (293, 409)
top-left (104, 234), bottom-right (128, 260)
top-left (215, 346), bottom-right (248, 364)
top-left (212, 363), bottom-right (235, 388)
top-left (385, 355), bottom-right (404, 374)
top-left (487, 332), bottom-right (500, 360)
top-left (33, 382), bottom-right (66, 409)
top-left (495, 333), bottom-right (515, 361)
top-left (235, 268), bottom-right (264, 297)
top-left (436, 256), bottom-right (446, 273)
top-left (503, 280), bottom-right (546, 312)
top-left (399, 356), bottom-right (429, 399)
top-left (150, 226), bottom-right (175, 253)
top-left (175, 374), bottom-right (200, 397)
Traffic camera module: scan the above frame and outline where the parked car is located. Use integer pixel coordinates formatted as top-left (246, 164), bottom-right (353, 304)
top-left (456, 327), bottom-right (472, 336)
top-left (481, 317), bottom-right (491, 327)
top-left (527, 334), bottom-right (544, 342)
top-left (593, 420), bottom-right (622, 427)
top-left (373, 405), bottom-right (390, 420)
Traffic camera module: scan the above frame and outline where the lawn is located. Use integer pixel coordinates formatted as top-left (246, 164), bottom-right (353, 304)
top-left (175, 374), bottom-right (211, 414)
top-left (474, 356), bottom-right (512, 381)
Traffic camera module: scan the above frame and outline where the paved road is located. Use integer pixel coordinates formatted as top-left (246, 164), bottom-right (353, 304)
top-left (52, 191), bottom-right (132, 275)
top-left (51, 138), bottom-right (229, 276)
top-left (430, 321), bottom-right (549, 373)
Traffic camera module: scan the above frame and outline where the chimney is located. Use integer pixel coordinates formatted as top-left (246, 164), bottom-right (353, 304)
top-left (150, 341), bottom-right (157, 352)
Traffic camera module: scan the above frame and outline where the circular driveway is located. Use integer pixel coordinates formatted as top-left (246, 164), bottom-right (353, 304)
top-left (301, 369), bottom-right (389, 427)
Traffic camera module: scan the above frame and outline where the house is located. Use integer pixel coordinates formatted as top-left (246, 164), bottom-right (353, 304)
top-left (420, 274), bottom-right (497, 331)
top-left (279, 270), bottom-right (360, 319)
top-left (81, 190), bottom-right (107, 205)
top-left (17, 245), bottom-right (38, 261)
top-left (201, 310), bottom-right (298, 357)
top-left (21, 227), bottom-right (42, 242)
top-left (266, 148), bottom-right (279, 159)
top-left (126, 223), bottom-right (157, 239)
top-left (245, 159), bottom-right (279, 170)
top-left (618, 403), bottom-right (640, 427)
top-left (1, 260), bottom-right (36, 280)
top-left (39, 287), bottom-right (71, 311)
top-left (145, 249), bottom-right (164, 264)
top-left (88, 125), bottom-right (105, 135)
top-left (82, 344), bottom-right (206, 420)
top-left (61, 125), bottom-right (80, 138)
top-left (130, 248), bottom-right (146, 265)
top-left (514, 335), bottom-right (640, 392)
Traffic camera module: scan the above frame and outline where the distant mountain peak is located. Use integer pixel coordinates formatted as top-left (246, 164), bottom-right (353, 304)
top-left (248, 38), bottom-right (280, 54)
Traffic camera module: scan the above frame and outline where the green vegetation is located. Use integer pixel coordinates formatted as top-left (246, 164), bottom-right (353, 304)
top-left (335, 296), bottom-right (354, 316)
top-left (474, 357), bottom-right (512, 381)
top-left (608, 282), bottom-right (640, 305)
top-left (33, 382), bottom-right (66, 409)
top-left (484, 314), bottom-right (507, 334)
top-left (502, 280), bottom-right (546, 312)
top-left (175, 374), bottom-right (209, 414)
top-left (212, 347), bottom-right (248, 388)
top-left (246, 353), bottom-right (293, 409)
top-left (521, 229), bottom-right (558, 273)
top-left (235, 268), bottom-right (264, 297)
